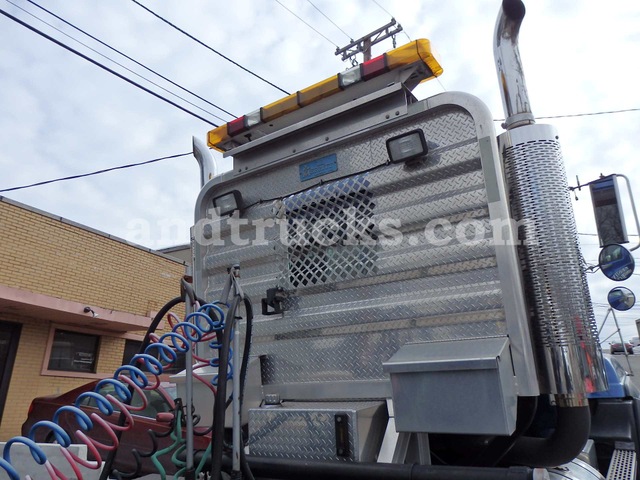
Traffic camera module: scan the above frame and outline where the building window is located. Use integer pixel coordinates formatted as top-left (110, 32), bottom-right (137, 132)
top-left (162, 349), bottom-right (186, 375)
top-left (48, 329), bottom-right (99, 373)
top-left (122, 339), bottom-right (186, 375)
top-left (122, 339), bottom-right (143, 365)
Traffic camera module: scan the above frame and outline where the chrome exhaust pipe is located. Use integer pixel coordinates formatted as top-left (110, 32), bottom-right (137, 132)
top-left (494, 0), bottom-right (607, 400)
top-left (193, 136), bottom-right (218, 187)
top-left (494, 0), bottom-right (534, 130)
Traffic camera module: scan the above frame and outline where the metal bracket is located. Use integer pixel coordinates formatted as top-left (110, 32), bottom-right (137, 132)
top-left (261, 287), bottom-right (286, 315)
top-left (335, 19), bottom-right (403, 64)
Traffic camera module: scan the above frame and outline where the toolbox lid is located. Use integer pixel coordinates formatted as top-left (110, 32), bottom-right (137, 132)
top-left (383, 337), bottom-right (510, 374)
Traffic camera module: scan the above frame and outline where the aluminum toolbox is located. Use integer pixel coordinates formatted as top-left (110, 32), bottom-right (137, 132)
top-left (383, 337), bottom-right (517, 435)
top-left (249, 401), bottom-right (387, 462)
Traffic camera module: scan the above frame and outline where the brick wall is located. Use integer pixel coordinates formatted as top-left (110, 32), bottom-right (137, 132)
top-left (0, 199), bottom-right (184, 315)
top-left (0, 199), bottom-right (187, 438)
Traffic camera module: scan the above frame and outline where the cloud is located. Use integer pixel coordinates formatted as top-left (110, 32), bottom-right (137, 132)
top-left (1, 0), bottom-right (639, 336)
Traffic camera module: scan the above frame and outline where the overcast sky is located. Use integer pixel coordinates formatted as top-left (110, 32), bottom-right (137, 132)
top-left (1, 0), bottom-right (639, 343)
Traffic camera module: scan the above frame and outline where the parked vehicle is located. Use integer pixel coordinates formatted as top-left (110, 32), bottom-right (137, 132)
top-left (589, 355), bottom-right (640, 473)
top-left (21, 381), bottom-right (209, 476)
top-left (610, 343), bottom-right (634, 355)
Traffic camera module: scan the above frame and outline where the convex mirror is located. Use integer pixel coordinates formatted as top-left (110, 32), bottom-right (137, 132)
top-left (607, 286), bottom-right (636, 311)
top-left (599, 244), bottom-right (635, 281)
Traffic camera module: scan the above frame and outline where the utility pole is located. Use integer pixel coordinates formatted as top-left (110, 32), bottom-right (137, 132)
top-left (335, 18), bottom-right (403, 65)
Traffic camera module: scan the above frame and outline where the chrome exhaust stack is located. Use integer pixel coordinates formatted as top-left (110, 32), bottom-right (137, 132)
top-left (193, 136), bottom-right (218, 187)
top-left (494, 0), bottom-right (606, 402)
top-left (494, 0), bottom-right (534, 130)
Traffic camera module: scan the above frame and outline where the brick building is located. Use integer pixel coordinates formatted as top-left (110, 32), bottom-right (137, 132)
top-left (0, 197), bottom-right (186, 439)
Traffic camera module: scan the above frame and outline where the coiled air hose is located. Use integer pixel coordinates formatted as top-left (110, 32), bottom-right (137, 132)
top-left (1, 272), bottom-right (253, 480)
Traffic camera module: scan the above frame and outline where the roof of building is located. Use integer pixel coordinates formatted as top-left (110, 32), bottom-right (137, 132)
top-left (0, 195), bottom-right (186, 265)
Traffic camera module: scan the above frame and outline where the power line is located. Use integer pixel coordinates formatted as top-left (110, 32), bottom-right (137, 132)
top-left (7, 0), bottom-right (229, 124)
top-left (537, 107), bottom-right (640, 120)
top-left (306, 0), bottom-right (351, 41)
top-left (371, 0), bottom-right (392, 17)
top-left (579, 233), bottom-right (639, 237)
top-left (24, 0), bottom-right (235, 120)
top-left (130, 0), bottom-right (289, 95)
top-left (275, 0), bottom-right (337, 47)
top-left (368, 0), bottom-right (448, 93)
top-left (495, 107), bottom-right (640, 123)
top-left (0, 7), bottom-right (218, 126)
top-left (371, 0), bottom-right (411, 42)
top-left (0, 153), bottom-right (192, 193)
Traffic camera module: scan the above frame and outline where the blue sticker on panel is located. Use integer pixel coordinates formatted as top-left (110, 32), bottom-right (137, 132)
top-left (299, 154), bottom-right (338, 182)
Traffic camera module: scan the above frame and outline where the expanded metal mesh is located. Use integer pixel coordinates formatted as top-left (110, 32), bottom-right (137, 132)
top-left (284, 175), bottom-right (377, 288)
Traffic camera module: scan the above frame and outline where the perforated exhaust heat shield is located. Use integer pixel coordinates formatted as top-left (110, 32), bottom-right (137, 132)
top-left (500, 124), bottom-right (606, 396)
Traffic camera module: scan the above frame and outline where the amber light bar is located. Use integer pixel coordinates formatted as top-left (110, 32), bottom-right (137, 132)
top-left (208, 39), bottom-right (443, 152)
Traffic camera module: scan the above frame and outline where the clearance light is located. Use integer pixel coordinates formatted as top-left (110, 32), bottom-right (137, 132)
top-left (213, 190), bottom-right (243, 216)
top-left (361, 55), bottom-right (389, 81)
top-left (386, 130), bottom-right (427, 163)
top-left (338, 65), bottom-right (361, 88)
top-left (227, 116), bottom-right (248, 136)
top-left (246, 110), bottom-right (261, 127)
top-left (208, 39), bottom-right (443, 152)
top-left (208, 126), bottom-right (230, 148)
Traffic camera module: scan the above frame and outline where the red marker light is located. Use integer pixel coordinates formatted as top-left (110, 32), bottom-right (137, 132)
top-left (360, 54), bottom-right (389, 81)
top-left (227, 116), bottom-right (248, 136)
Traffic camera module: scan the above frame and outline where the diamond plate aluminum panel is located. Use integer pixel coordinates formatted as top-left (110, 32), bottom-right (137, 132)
top-left (194, 98), bottom-right (538, 402)
top-left (252, 266), bottom-right (504, 339)
top-left (249, 401), bottom-right (386, 462)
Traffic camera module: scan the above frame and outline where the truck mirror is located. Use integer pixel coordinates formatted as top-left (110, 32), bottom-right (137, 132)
top-left (598, 244), bottom-right (635, 281)
top-left (589, 175), bottom-right (628, 247)
top-left (607, 287), bottom-right (636, 311)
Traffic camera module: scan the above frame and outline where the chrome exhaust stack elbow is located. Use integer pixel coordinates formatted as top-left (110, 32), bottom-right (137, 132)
top-left (193, 136), bottom-right (218, 187)
top-left (494, 0), bottom-right (535, 130)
